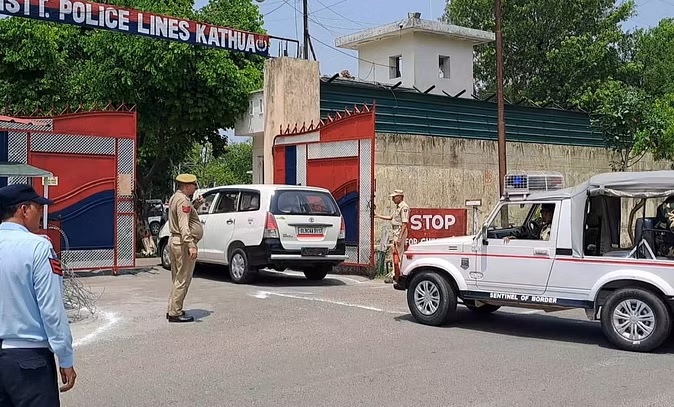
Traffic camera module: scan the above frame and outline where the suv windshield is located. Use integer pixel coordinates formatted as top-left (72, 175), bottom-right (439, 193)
top-left (271, 190), bottom-right (340, 216)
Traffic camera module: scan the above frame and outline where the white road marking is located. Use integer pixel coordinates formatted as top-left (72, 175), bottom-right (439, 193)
top-left (252, 290), bottom-right (406, 314)
top-left (73, 311), bottom-right (120, 348)
top-left (277, 270), bottom-right (369, 285)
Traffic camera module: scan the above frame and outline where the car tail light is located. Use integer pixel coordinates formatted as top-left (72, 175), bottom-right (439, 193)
top-left (338, 216), bottom-right (345, 240)
top-left (264, 212), bottom-right (279, 239)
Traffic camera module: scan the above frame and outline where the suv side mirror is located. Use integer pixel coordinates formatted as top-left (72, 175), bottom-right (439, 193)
top-left (481, 225), bottom-right (489, 245)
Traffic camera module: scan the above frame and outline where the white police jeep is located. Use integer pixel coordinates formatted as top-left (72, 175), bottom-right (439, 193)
top-left (395, 170), bottom-right (674, 352)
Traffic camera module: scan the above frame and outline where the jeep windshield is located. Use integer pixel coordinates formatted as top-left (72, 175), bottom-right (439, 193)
top-left (270, 189), bottom-right (340, 216)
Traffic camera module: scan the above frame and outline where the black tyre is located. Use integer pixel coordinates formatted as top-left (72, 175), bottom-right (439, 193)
top-left (406, 271), bottom-right (457, 326)
top-left (304, 267), bottom-right (330, 281)
top-left (466, 303), bottom-right (501, 314)
top-left (150, 221), bottom-right (161, 236)
top-left (600, 288), bottom-right (672, 352)
top-left (228, 248), bottom-right (255, 284)
top-left (160, 239), bottom-right (170, 270)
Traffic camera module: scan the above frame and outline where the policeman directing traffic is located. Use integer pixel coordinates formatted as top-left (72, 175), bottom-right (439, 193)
top-left (374, 189), bottom-right (410, 283)
top-left (0, 184), bottom-right (77, 405)
top-left (166, 174), bottom-right (204, 323)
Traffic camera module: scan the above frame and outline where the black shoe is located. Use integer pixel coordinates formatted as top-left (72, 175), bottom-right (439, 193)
top-left (166, 311), bottom-right (185, 319)
top-left (167, 315), bottom-right (194, 323)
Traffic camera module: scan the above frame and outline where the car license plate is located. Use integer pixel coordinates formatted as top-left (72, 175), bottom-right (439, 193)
top-left (297, 227), bottom-right (323, 235)
top-left (301, 247), bottom-right (328, 256)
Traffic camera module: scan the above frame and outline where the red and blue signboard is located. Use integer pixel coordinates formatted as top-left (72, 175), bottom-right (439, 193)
top-left (0, 0), bottom-right (270, 56)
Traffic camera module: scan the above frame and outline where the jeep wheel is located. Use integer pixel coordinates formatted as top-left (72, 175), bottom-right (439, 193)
top-left (229, 248), bottom-right (255, 284)
top-left (407, 272), bottom-right (457, 326)
top-left (600, 288), bottom-right (672, 352)
top-left (160, 240), bottom-right (170, 270)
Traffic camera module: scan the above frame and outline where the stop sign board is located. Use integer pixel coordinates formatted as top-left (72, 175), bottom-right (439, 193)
top-left (405, 208), bottom-right (467, 249)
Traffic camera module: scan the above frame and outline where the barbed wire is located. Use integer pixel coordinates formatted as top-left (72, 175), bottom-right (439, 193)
top-left (47, 225), bottom-right (101, 323)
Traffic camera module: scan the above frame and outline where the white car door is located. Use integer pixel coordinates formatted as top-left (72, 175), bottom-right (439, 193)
top-left (475, 201), bottom-right (558, 295)
top-left (200, 190), bottom-right (240, 264)
top-left (194, 191), bottom-right (218, 260)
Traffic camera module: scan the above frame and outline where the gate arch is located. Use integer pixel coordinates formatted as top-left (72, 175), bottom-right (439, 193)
top-left (272, 104), bottom-right (375, 268)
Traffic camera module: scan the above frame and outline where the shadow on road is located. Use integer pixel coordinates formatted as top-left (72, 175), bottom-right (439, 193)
top-left (184, 308), bottom-right (213, 322)
top-left (194, 264), bottom-right (347, 287)
top-left (74, 266), bottom-right (158, 278)
top-left (394, 307), bottom-right (674, 354)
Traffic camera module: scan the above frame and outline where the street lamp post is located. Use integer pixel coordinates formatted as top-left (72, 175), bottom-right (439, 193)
top-left (303, 0), bottom-right (309, 60)
top-left (495, 0), bottom-right (506, 197)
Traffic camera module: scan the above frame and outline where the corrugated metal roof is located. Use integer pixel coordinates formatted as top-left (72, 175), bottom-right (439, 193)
top-left (0, 115), bottom-right (35, 125)
top-left (0, 162), bottom-right (52, 177)
top-left (320, 79), bottom-right (603, 147)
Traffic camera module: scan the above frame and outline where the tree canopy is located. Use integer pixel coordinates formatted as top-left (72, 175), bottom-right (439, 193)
top-left (0, 0), bottom-right (264, 196)
top-left (443, 0), bottom-right (674, 170)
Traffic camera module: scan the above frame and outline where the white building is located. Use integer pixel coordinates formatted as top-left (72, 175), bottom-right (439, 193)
top-left (334, 12), bottom-right (494, 97)
top-left (234, 89), bottom-right (265, 184)
top-left (233, 13), bottom-right (495, 184)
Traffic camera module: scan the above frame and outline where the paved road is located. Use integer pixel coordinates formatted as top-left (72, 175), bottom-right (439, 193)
top-left (61, 261), bottom-right (674, 407)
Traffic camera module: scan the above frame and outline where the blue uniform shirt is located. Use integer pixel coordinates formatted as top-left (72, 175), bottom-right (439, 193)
top-left (0, 222), bottom-right (74, 368)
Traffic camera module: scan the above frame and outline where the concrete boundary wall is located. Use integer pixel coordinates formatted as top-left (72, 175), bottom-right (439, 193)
top-left (372, 133), bottom-right (670, 247)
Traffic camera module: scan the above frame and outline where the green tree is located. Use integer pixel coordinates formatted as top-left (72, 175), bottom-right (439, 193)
top-left (443, 0), bottom-right (637, 106)
top-left (634, 93), bottom-right (674, 165)
top-left (0, 19), bottom-right (83, 110)
top-left (70, 0), bottom-right (264, 198)
top-left (636, 18), bottom-right (674, 98)
top-left (0, 0), bottom-right (264, 200)
top-left (578, 81), bottom-right (654, 170)
top-left (185, 139), bottom-right (253, 189)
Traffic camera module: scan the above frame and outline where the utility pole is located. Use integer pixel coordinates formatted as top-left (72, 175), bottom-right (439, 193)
top-left (303, 0), bottom-right (309, 59)
top-left (495, 0), bottom-right (506, 197)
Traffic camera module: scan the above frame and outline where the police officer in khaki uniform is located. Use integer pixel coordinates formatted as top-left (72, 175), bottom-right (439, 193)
top-left (375, 189), bottom-right (410, 283)
top-left (166, 174), bottom-right (204, 323)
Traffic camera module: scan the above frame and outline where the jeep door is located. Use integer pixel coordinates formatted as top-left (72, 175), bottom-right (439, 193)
top-left (199, 189), bottom-right (240, 263)
top-left (476, 201), bottom-right (559, 295)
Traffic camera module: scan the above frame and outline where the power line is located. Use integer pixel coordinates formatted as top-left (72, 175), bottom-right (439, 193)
top-left (311, 0), bottom-right (351, 14)
top-left (280, 0), bottom-right (389, 68)
top-left (263, 0), bottom-right (288, 16)
top-left (310, 35), bottom-right (392, 69)
top-left (312, 0), bottom-right (374, 28)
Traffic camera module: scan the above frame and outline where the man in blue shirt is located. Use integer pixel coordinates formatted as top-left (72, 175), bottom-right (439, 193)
top-left (0, 183), bottom-right (77, 406)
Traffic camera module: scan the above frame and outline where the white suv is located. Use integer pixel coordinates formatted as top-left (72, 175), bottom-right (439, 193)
top-left (395, 170), bottom-right (674, 353)
top-left (158, 184), bottom-right (347, 283)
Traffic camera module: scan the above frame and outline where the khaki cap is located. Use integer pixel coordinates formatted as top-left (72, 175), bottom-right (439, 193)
top-left (175, 173), bottom-right (197, 183)
top-left (389, 189), bottom-right (404, 197)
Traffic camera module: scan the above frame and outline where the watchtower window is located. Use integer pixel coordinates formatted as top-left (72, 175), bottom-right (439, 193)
top-left (389, 55), bottom-right (402, 79)
top-left (439, 55), bottom-right (450, 79)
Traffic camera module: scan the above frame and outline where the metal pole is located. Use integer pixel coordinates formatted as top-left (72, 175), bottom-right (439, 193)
top-left (43, 180), bottom-right (49, 230)
top-left (303, 0), bottom-right (309, 60)
top-left (495, 0), bottom-right (506, 197)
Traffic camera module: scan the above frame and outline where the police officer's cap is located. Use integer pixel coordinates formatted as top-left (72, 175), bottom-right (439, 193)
top-left (389, 189), bottom-right (404, 197)
top-left (175, 173), bottom-right (197, 184)
top-left (0, 183), bottom-right (54, 207)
